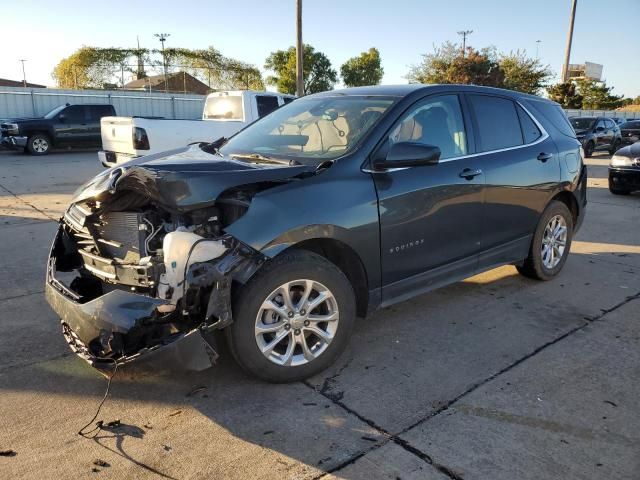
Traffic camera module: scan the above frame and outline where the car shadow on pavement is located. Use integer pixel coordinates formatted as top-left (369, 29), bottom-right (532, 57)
top-left (2, 244), bottom-right (639, 478)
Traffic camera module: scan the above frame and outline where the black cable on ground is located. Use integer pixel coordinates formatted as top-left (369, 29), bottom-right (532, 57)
top-left (78, 359), bottom-right (119, 438)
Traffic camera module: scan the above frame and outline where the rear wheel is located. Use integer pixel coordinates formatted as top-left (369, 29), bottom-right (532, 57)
top-left (517, 201), bottom-right (573, 281)
top-left (27, 134), bottom-right (51, 155)
top-left (226, 249), bottom-right (356, 383)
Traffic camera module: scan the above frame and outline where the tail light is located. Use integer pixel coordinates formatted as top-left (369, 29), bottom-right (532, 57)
top-left (132, 127), bottom-right (150, 150)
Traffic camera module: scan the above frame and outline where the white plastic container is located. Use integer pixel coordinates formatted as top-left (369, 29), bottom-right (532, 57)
top-left (157, 230), bottom-right (227, 304)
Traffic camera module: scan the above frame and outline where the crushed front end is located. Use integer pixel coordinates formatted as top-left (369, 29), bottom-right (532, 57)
top-left (45, 192), bottom-right (265, 372)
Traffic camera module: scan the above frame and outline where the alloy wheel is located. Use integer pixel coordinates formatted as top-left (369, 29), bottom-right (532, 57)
top-left (254, 279), bottom-right (339, 367)
top-left (541, 214), bottom-right (567, 269)
top-left (32, 138), bottom-right (48, 153)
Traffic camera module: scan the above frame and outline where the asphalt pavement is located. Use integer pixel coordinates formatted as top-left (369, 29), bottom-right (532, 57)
top-left (0, 148), bottom-right (638, 479)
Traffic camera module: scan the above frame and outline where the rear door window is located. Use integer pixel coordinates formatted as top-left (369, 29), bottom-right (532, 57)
top-left (604, 119), bottom-right (615, 129)
top-left (468, 94), bottom-right (523, 152)
top-left (87, 105), bottom-right (114, 122)
top-left (62, 105), bottom-right (85, 123)
top-left (516, 105), bottom-right (542, 144)
top-left (256, 95), bottom-right (280, 118)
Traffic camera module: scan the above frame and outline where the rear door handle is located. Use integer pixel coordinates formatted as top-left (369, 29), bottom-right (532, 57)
top-left (537, 152), bottom-right (553, 162)
top-left (459, 168), bottom-right (483, 180)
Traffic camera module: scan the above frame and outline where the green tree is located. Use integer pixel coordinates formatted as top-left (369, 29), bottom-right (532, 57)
top-left (264, 45), bottom-right (337, 95)
top-left (52, 47), bottom-right (134, 89)
top-left (53, 46), bottom-right (263, 91)
top-left (408, 42), bottom-right (503, 87)
top-left (547, 82), bottom-right (583, 108)
top-left (498, 50), bottom-right (553, 95)
top-left (340, 48), bottom-right (384, 87)
top-left (575, 78), bottom-right (624, 109)
top-left (164, 47), bottom-right (263, 90)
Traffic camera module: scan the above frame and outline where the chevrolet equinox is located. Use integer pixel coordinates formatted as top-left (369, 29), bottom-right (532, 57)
top-left (45, 85), bottom-right (587, 382)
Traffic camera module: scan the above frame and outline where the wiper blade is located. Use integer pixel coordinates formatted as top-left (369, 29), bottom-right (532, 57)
top-left (229, 153), bottom-right (299, 166)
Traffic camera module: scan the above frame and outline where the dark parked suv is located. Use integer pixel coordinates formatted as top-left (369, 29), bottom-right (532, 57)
top-left (45, 85), bottom-right (587, 382)
top-left (1, 103), bottom-right (115, 155)
top-left (569, 116), bottom-right (622, 157)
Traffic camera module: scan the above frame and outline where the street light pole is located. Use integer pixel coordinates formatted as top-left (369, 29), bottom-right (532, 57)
top-left (154, 33), bottom-right (170, 92)
top-left (295, 0), bottom-right (304, 96)
top-left (535, 40), bottom-right (542, 59)
top-left (561, 0), bottom-right (578, 83)
top-left (457, 30), bottom-right (473, 57)
top-left (19, 59), bottom-right (27, 87)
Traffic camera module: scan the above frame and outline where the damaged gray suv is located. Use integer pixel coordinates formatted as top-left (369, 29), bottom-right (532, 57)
top-left (46, 85), bottom-right (587, 382)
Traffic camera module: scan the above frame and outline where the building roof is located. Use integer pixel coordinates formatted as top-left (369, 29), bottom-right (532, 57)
top-left (0, 78), bottom-right (46, 88)
top-left (124, 71), bottom-right (207, 90)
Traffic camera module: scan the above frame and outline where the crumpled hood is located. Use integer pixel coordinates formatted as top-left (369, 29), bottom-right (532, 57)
top-left (72, 144), bottom-right (316, 211)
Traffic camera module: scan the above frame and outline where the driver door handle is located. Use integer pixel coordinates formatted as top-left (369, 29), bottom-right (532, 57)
top-left (537, 152), bottom-right (553, 162)
top-left (459, 168), bottom-right (483, 180)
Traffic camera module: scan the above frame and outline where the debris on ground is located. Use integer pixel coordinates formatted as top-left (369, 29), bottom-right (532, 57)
top-left (93, 459), bottom-right (110, 468)
top-left (361, 436), bottom-right (378, 442)
top-left (0, 450), bottom-right (17, 457)
top-left (168, 410), bottom-right (182, 417)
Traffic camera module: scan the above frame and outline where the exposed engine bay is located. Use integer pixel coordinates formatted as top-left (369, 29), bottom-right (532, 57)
top-left (44, 148), bottom-right (317, 371)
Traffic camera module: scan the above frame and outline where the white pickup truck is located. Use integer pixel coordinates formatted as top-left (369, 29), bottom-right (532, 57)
top-left (98, 90), bottom-right (295, 167)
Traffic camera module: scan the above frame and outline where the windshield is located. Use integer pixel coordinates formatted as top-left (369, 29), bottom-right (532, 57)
top-left (218, 95), bottom-right (395, 163)
top-left (44, 105), bottom-right (67, 119)
top-left (570, 118), bottom-right (595, 130)
top-left (204, 95), bottom-right (244, 120)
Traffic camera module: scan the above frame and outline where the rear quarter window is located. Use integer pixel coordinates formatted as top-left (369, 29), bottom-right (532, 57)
top-left (468, 94), bottom-right (523, 152)
top-left (526, 99), bottom-right (575, 138)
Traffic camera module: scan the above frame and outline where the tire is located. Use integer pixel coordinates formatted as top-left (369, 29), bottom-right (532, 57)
top-left (517, 201), bottom-right (574, 281)
top-left (226, 249), bottom-right (356, 383)
top-left (27, 134), bottom-right (51, 155)
top-left (609, 139), bottom-right (621, 155)
top-left (584, 141), bottom-right (594, 158)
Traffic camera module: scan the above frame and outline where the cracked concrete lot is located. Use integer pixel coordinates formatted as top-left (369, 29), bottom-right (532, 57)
top-left (0, 149), bottom-right (638, 479)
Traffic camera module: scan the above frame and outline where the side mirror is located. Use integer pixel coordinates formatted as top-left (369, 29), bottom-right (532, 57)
top-left (596, 126), bottom-right (604, 132)
top-left (58, 114), bottom-right (66, 122)
top-left (373, 142), bottom-right (441, 171)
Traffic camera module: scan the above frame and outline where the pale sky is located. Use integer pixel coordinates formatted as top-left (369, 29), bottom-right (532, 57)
top-left (3, 0), bottom-right (639, 98)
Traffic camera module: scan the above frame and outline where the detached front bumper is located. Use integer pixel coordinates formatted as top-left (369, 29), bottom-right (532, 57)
top-left (45, 225), bottom-right (219, 372)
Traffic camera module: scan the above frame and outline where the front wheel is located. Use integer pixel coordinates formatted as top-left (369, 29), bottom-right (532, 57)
top-left (27, 134), bottom-right (51, 155)
top-left (584, 141), bottom-right (594, 158)
top-left (609, 139), bottom-right (621, 155)
top-left (226, 249), bottom-right (356, 383)
top-left (517, 201), bottom-right (574, 281)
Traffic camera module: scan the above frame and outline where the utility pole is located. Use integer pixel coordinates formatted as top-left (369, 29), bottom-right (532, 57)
top-left (136, 35), bottom-right (145, 80)
top-left (155, 33), bottom-right (170, 92)
top-left (295, 0), bottom-right (304, 96)
top-left (535, 40), bottom-right (542, 59)
top-left (561, 0), bottom-right (577, 83)
top-left (19, 59), bottom-right (27, 87)
top-left (457, 30), bottom-right (473, 57)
